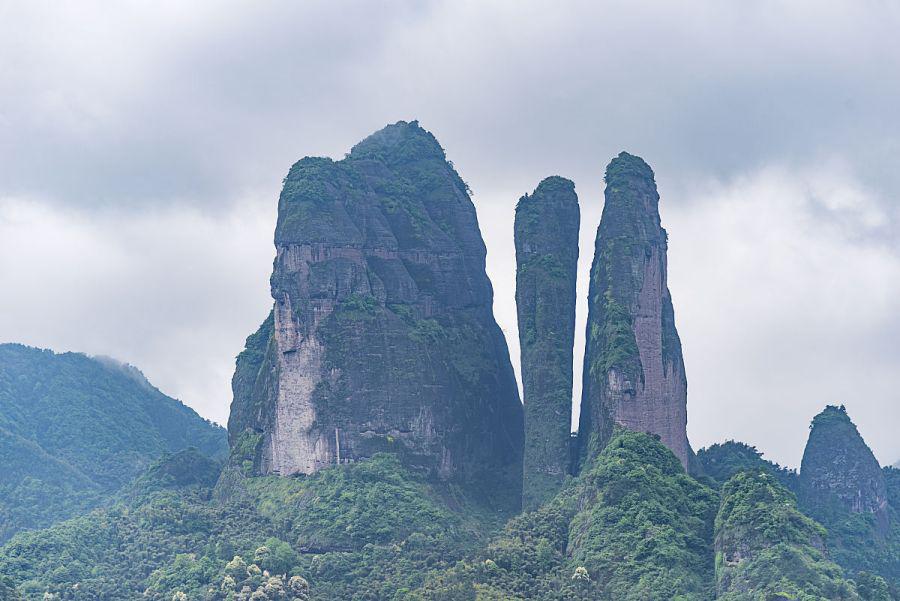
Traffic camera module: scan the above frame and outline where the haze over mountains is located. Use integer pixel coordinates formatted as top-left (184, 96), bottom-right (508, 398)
top-left (5, 3), bottom-right (900, 475)
top-left (0, 122), bottom-right (897, 600)
top-left (0, 343), bottom-right (227, 542)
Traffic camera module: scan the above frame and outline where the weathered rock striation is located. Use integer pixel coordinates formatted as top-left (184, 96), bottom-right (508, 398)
top-left (577, 152), bottom-right (692, 469)
top-left (800, 405), bottom-right (890, 533)
top-left (514, 176), bottom-right (579, 509)
top-left (227, 121), bottom-right (523, 502)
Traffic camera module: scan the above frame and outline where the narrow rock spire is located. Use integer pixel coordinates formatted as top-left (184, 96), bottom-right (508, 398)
top-left (577, 152), bottom-right (692, 469)
top-left (515, 176), bottom-right (579, 509)
top-left (800, 405), bottom-right (890, 533)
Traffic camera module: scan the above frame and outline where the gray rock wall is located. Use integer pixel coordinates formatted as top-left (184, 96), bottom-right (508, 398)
top-left (227, 121), bottom-right (523, 505)
top-left (514, 176), bottom-right (579, 509)
top-left (577, 152), bottom-right (692, 469)
top-left (800, 405), bottom-right (890, 532)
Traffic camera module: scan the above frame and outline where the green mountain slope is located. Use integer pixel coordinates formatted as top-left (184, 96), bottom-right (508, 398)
top-left (696, 440), bottom-right (799, 492)
top-left (415, 429), bottom-right (719, 600)
top-left (715, 469), bottom-right (861, 600)
top-left (2, 434), bottom-right (890, 600)
top-left (0, 451), bottom-right (503, 600)
top-left (0, 343), bottom-right (227, 540)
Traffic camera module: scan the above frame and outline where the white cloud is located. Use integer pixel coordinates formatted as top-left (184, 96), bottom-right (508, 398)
top-left (0, 196), bottom-right (275, 424)
top-left (1, 1), bottom-right (899, 466)
top-left (666, 165), bottom-right (900, 466)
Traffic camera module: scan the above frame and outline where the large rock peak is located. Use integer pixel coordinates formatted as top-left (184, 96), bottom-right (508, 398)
top-left (514, 176), bottom-right (580, 509)
top-left (228, 121), bottom-right (524, 503)
top-left (577, 152), bottom-right (692, 469)
top-left (800, 405), bottom-right (889, 531)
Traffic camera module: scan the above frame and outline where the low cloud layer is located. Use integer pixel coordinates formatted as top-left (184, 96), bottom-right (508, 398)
top-left (2, 1), bottom-right (899, 467)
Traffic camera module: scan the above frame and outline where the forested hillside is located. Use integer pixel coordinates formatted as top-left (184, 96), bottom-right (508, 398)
top-left (0, 344), bottom-right (227, 540)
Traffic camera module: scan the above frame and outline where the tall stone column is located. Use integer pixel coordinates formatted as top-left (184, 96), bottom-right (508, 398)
top-left (515, 176), bottom-right (580, 509)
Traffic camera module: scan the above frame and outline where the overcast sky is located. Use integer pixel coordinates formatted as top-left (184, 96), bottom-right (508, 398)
top-left (2, 1), bottom-right (899, 468)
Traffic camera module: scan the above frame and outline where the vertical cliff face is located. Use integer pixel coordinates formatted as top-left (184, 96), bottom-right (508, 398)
top-left (228, 121), bottom-right (523, 501)
top-left (514, 176), bottom-right (579, 509)
top-left (800, 406), bottom-right (890, 532)
top-left (577, 152), bottom-right (691, 469)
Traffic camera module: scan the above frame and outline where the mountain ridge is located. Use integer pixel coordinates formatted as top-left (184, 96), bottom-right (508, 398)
top-left (0, 342), bottom-right (227, 541)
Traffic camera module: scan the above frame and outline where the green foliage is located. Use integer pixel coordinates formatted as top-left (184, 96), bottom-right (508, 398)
top-left (234, 311), bottom-right (274, 370)
top-left (518, 253), bottom-right (567, 280)
top-left (568, 431), bottom-right (718, 599)
top-left (0, 485), bottom-right (274, 600)
top-left (284, 454), bottom-right (465, 548)
top-left (807, 506), bottom-right (900, 590)
top-left (603, 152), bottom-right (655, 186)
top-left (0, 344), bottom-right (227, 541)
top-left (589, 291), bottom-right (640, 383)
top-left (121, 448), bottom-right (222, 503)
top-left (0, 575), bottom-right (22, 600)
top-left (238, 454), bottom-right (501, 598)
top-left (275, 158), bottom-right (345, 244)
top-left (0, 453), bottom-right (497, 600)
top-left (696, 440), bottom-right (799, 491)
top-left (715, 470), bottom-right (860, 600)
top-left (409, 318), bottom-right (446, 345)
top-left (416, 429), bottom-right (717, 600)
top-left (855, 571), bottom-right (893, 601)
top-left (3, 433), bottom-right (893, 601)
top-left (335, 293), bottom-right (379, 320)
top-left (231, 430), bottom-right (264, 475)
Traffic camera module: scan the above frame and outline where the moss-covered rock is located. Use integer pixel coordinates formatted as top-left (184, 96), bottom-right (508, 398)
top-left (227, 121), bottom-right (523, 509)
top-left (715, 469), bottom-right (860, 600)
top-left (799, 406), bottom-right (899, 588)
top-left (514, 176), bottom-right (580, 509)
top-left (577, 152), bottom-right (692, 471)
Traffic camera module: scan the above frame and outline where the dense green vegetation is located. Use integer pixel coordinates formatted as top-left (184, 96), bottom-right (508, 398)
top-left (714, 470), bottom-right (862, 600)
top-left (0, 344), bottom-right (227, 541)
top-left (514, 175), bottom-right (579, 509)
top-left (803, 502), bottom-right (900, 592)
top-left (2, 423), bottom-right (895, 600)
top-left (415, 429), bottom-right (718, 600)
top-left (0, 452), bottom-right (500, 600)
top-left (696, 440), bottom-right (799, 491)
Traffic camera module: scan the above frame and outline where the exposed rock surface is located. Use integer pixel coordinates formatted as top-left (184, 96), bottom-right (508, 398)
top-left (714, 470), bottom-right (858, 599)
top-left (577, 152), bottom-right (691, 469)
top-left (228, 121), bottom-right (523, 502)
top-left (514, 176), bottom-right (579, 509)
top-left (800, 405), bottom-right (890, 532)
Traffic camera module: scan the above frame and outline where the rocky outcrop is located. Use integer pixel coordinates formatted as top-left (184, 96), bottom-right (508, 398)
top-left (714, 470), bottom-right (857, 599)
top-left (514, 176), bottom-right (579, 509)
top-left (800, 405), bottom-right (890, 533)
top-left (576, 152), bottom-right (691, 469)
top-left (227, 121), bottom-right (523, 503)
